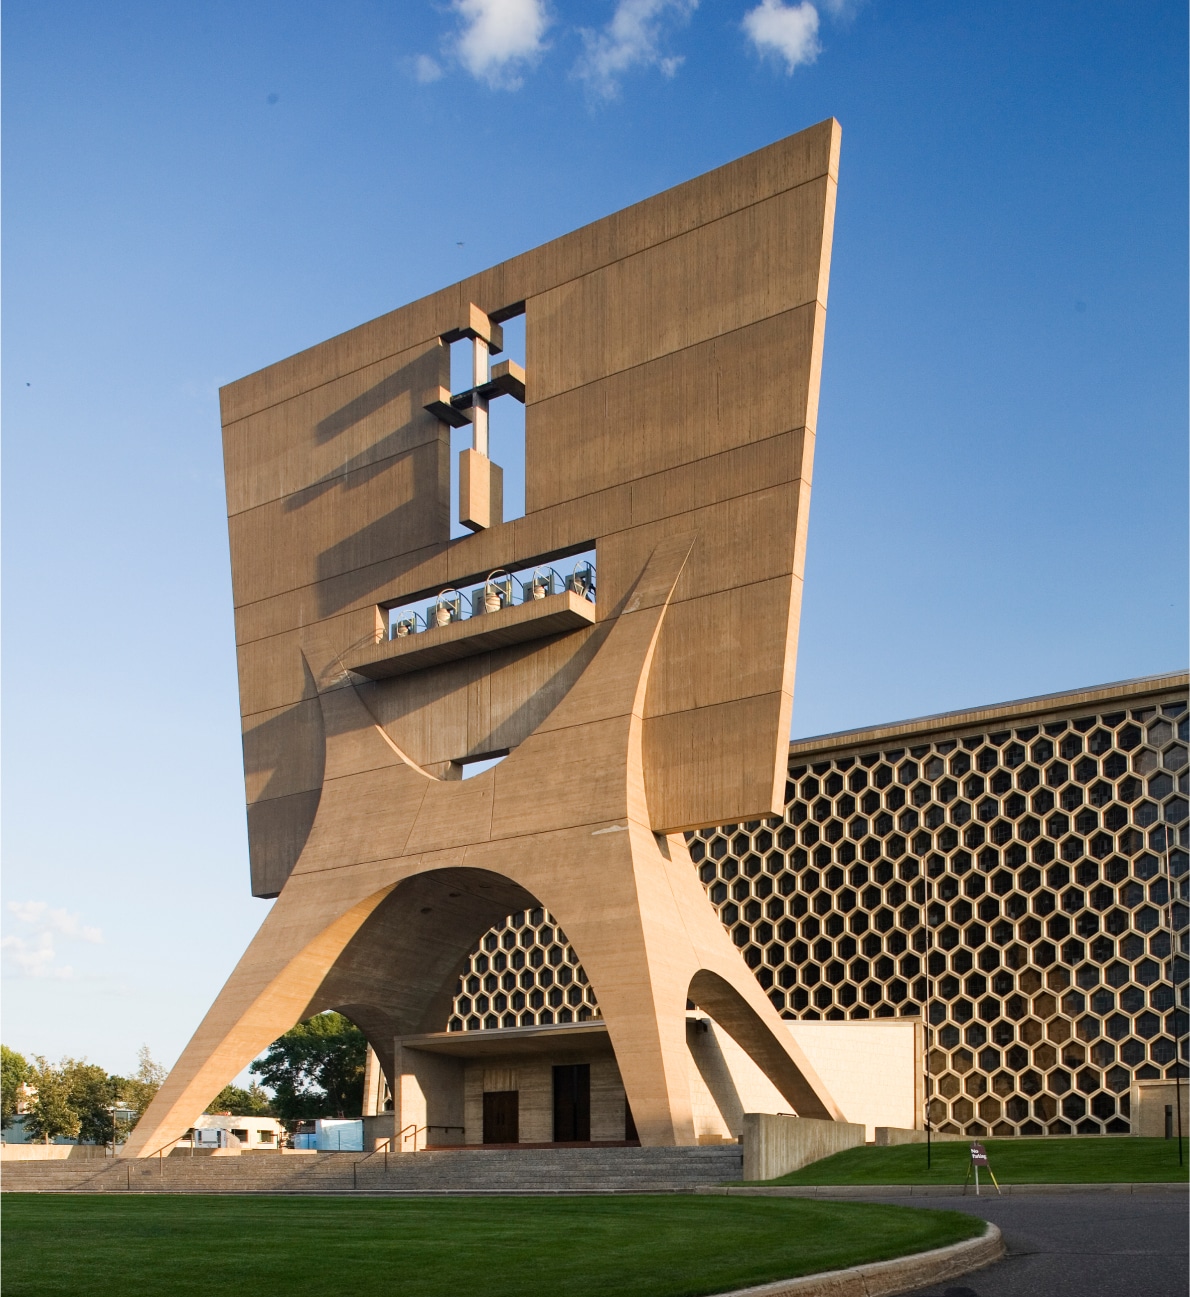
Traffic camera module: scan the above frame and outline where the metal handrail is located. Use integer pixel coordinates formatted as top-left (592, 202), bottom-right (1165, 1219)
top-left (358, 1137), bottom-right (391, 1162)
top-left (388, 1122), bottom-right (466, 1152)
top-left (353, 1136), bottom-right (392, 1181)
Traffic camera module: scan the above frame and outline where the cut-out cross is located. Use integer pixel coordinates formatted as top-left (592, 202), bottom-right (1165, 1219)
top-left (424, 303), bottom-right (526, 531)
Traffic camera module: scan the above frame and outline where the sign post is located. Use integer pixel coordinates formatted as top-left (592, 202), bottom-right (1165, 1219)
top-left (962, 1141), bottom-right (1001, 1196)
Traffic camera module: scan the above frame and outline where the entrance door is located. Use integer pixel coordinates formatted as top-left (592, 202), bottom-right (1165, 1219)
top-left (483, 1091), bottom-right (519, 1144)
top-left (552, 1064), bottom-right (591, 1142)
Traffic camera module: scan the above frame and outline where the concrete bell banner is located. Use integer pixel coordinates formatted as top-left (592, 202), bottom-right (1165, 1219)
top-left (123, 120), bottom-right (847, 1158)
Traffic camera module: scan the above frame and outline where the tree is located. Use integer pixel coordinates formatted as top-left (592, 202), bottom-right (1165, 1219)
top-left (250, 1012), bottom-right (366, 1121)
top-left (1, 1046), bottom-right (28, 1129)
top-left (206, 1083), bottom-right (273, 1116)
top-left (23, 1057), bottom-right (81, 1144)
top-left (121, 1045), bottom-right (166, 1121)
top-left (63, 1060), bottom-right (121, 1146)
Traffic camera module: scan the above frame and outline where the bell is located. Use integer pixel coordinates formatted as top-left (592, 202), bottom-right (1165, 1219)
top-left (531, 582), bottom-right (546, 601)
top-left (485, 589), bottom-right (502, 614)
top-left (436, 605), bottom-right (452, 627)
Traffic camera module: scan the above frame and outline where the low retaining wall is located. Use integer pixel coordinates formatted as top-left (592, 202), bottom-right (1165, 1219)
top-left (2, 1145), bottom-right (110, 1161)
top-left (710, 1222), bottom-right (1004, 1297)
top-left (742, 1114), bottom-right (865, 1181)
top-left (700, 1182), bottom-right (1187, 1197)
top-left (874, 1127), bottom-right (967, 1147)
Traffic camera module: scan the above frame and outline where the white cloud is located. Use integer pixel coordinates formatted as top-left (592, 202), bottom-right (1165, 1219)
top-left (1, 932), bottom-right (72, 979)
top-left (414, 54), bottom-right (444, 83)
top-left (743, 0), bottom-right (820, 74)
top-left (1, 901), bottom-right (102, 980)
top-left (453, 0), bottom-right (550, 89)
top-left (575, 0), bottom-right (697, 100)
top-left (7, 901), bottom-right (102, 943)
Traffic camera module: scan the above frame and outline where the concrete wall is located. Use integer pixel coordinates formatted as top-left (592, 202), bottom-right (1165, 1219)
top-left (393, 1046), bottom-right (466, 1149)
top-left (362, 1114), bottom-right (397, 1151)
top-left (874, 1127), bottom-right (967, 1146)
top-left (687, 1016), bottom-right (919, 1141)
top-left (786, 1021), bottom-right (919, 1140)
top-left (1130, 1081), bottom-right (1190, 1138)
top-left (1, 1144), bottom-right (109, 1161)
top-left (741, 1112), bottom-right (865, 1181)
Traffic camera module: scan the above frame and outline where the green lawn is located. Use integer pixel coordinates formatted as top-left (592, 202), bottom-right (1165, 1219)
top-left (763, 1136), bottom-right (1190, 1186)
top-left (2, 1194), bottom-right (984, 1297)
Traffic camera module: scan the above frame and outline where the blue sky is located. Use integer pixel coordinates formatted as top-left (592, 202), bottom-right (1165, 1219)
top-left (3, 0), bottom-right (1186, 1076)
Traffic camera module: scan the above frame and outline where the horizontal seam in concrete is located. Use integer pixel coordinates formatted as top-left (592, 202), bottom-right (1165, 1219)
top-left (286, 813), bottom-right (653, 878)
top-left (228, 429), bottom-right (810, 634)
top-left (526, 295), bottom-right (825, 412)
top-left (527, 303), bottom-right (821, 425)
top-left (225, 434), bottom-right (447, 521)
top-left (223, 169), bottom-right (834, 425)
top-left (240, 590), bottom-right (790, 740)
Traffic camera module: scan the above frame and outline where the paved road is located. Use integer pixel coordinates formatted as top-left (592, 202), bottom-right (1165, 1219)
top-left (843, 1191), bottom-right (1188, 1297)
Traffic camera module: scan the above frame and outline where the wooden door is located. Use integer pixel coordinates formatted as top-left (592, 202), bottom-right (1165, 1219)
top-left (552, 1064), bottom-right (591, 1142)
top-left (482, 1090), bottom-right (519, 1144)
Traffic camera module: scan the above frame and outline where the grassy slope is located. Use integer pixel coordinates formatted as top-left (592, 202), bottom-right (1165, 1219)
top-left (765, 1137), bottom-right (1190, 1186)
top-left (2, 1195), bottom-right (983, 1297)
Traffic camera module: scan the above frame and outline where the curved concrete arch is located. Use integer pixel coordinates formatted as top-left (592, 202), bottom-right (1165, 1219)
top-left (688, 968), bottom-right (837, 1120)
top-left (124, 531), bottom-right (843, 1157)
top-left (307, 866), bottom-right (541, 1087)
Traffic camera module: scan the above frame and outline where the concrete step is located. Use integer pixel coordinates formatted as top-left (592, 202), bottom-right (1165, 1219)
top-left (2, 1146), bottom-right (743, 1194)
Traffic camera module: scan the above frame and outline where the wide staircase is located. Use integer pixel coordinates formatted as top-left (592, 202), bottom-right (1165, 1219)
top-left (2, 1145), bottom-right (743, 1195)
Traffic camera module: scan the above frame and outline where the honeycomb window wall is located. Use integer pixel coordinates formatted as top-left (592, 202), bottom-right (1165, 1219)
top-left (451, 674), bottom-right (1189, 1136)
top-left (448, 906), bottom-right (601, 1031)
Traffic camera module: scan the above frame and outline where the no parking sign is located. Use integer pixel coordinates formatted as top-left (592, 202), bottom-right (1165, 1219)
top-left (964, 1141), bottom-right (1001, 1195)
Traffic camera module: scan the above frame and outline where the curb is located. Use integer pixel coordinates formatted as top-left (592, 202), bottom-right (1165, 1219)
top-left (707, 1222), bottom-right (1004, 1297)
top-left (697, 1182), bottom-right (1187, 1198)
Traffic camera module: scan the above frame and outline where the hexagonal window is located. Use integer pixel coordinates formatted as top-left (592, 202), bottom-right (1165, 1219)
top-left (1133, 748), bottom-right (1160, 776)
top-left (1076, 1015), bottom-right (1101, 1042)
top-left (1118, 777), bottom-right (1143, 803)
top-left (978, 1096), bottom-right (1002, 1122)
top-left (1135, 1010), bottom-right (1161, 1038)
top-left (1088, 729), bottom-right (1113, 756)
top-left (1074, 808), bottom-right (1099, 835)
top-left (1087, 787), bottom-right (1111, 818)
top-left (1147, 719), bottom-right (1174, 746)
top-left (1135, 958), bottom-right (1160, 985)
top-left (1135, 906), bottom-right (1159, 933)
top-left (1147, 772), bottom-right (1175, 799)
